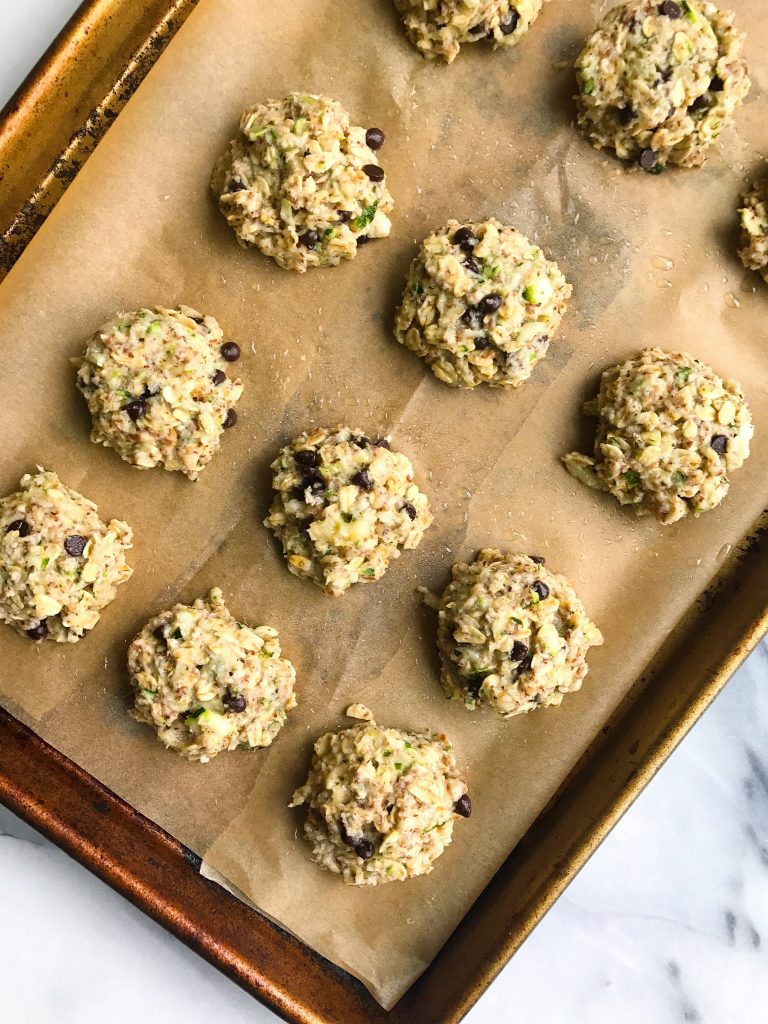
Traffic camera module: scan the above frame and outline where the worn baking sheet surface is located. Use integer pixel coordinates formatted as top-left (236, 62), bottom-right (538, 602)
top-left (0, 0), bottom-right (766, 1008)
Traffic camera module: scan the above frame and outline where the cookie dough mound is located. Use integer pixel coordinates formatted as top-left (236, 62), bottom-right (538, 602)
top-left (129, 588), bottom-right (297, 763)
top-left (575, 0), bottom-right (750, 171)
top-left (395, 0), bottom-right (546, 63)
top-left (76, 306), bottom-right (243, 481)
top-left (264, 426), bottom-right (432, 596)
top-left (738, 177), bottom-right (768, 283)
top-left (0, 469), bottom-right (132, 643)
top-left (211, 93), bottom-right (393, 272)
top-left (431, 550), bottom-right (602, 716)
top-left (563, 348), bottom-right (753, 524)
top-left (394, 219), bottom-right (571, 389)
top-left (290, 705), bottom-right (469, 885)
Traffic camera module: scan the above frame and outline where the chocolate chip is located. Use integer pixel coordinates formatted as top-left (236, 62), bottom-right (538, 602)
top-left (27, 621), bottom-right (48, 641)
top-left (212, 369), bottom-right (226, 385)
top-left (500, 9), bottom-right (520, 34)
top-left (352, 469), bottom-right (373, 491)
top-left (294, 449), bottom-right (321, 470)
top-left (223, 409), bottom-right (238, 429)
top-left (454, 794), bottom-right (472, 818)
top-left (452, 226), bottom-right (479, 251)
top-left (363, 164), bottom-right (385, 182)
top-left (464, 255), bottom-right (482, 275)
top-left (469, 20), bottom-right (486, 34)
top-left (352, 435), bottom-right (370, 448)
top-left (530, 554), bottom-right (546, 564)
top-left (299, 229), bottom-right (320, 248)
top-left (365, 127), bottom-right (385, 150)
top-left (346, 833), bottom-right (374, 859)
top-left (519, 651), bottom-right (534, 672)
top-left (226, 178), bottom-right (245, 194)
top-left (190, 315), bottom-right (205, 325)
top-left (510, 640), bottom-right (529, 662)
top-left (123, 398), bottom-right (146, 421)
top-left (474, 336), bottom-right (493, 350)
top-left (638, 147), bottom-right (659, 172)
top-left (710, 75), bottom-right (725, 92)
top-left (710, 434), bottom-right (728, 454)
top-left (374, 437), bottom-right (391, 449)
top-left (153, 625), bottom-right (167, 642)
top-left (220, 341), bottom-right (241, 362)
top-left (461, 306), bottom-right (483, 329)
top-left (617, 105), bottom-right (635, 125)
top-left (659, 1), bottom-right (682, 16)
top-left (6, 520), bottom-right (31, 537)
top-left (338, 210), bottom-right (352, 223)
top-left (689, 94), bottom-right (710, 113)
top-left (223, 691), bottom-right (247, 713)
top-left (356, 234), bottom-right (370, 245)
top-left (531, 580), bottom-right (550, 601)
top-left (402, 502), bottom-right (417, 520)
top-left (477, 293), bottom-right (503, 316)
top-left (64, 535), bottom-right (87, 557)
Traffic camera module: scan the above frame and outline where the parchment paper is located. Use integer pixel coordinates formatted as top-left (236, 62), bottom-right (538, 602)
top-left (0, 0), bottom-right (766, 1008)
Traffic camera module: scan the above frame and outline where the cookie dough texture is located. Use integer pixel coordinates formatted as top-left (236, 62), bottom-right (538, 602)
top-left (0, 470), bottom-right (132, 642)
top-left (395, 219), bottom-right (571, 389)
top-left (432, 550), bottom-right (602, 716)
top-left (211, 93), bottom-right (393, 272)
top-left (575, 0), bottom-right (750, 170)
top-left (75, 306), bottom-right (242, 481)
top-left (129, 588), bottom-right (296, 763)
top-left (738, 177), bottom-right (768, 283)
top-left (563, 348), bottom-right (753, 524)
top-left (395, 0), bottom-right (546, 63)
top-left (264, 427), bottom-right (432, 596)
top-left (290, 705), bottom-right (469, 885)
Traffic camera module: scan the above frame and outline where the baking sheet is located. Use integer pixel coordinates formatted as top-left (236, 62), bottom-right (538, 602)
top-left (0, 0), bottom-right (766, 1008)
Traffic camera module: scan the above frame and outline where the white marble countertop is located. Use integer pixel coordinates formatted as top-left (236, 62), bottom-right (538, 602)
top-left (2, 5), bottom-right (767, 1022)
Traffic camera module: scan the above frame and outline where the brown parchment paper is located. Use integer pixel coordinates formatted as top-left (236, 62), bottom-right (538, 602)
top-left (0, 0), bottom-right (767, 1008)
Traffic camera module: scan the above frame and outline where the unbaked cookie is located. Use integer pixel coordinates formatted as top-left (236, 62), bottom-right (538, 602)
top-left (395, 0), bottom-right (547, 63)
top-left (290, 704), bottom-right (469, 885)
top-left (264, 427), bottom-right (432, 596)
top-left (738, 176), bottom-right (768, 284)
top-left (75, 306), bottom-right (242, 481)
top-left (394, 219), bottom-right (571, 388)
top-left (0, 469), bottom-right (132, 642)
top-left (575, 0), bottom-right (750, 172)
top-left (427, 550), bottom-right (602, 716)
top-left (562, 347), bottom-right (753, 524)
top-left (211, 93), bottom-right (393, 272)
top-left (129, 588), bottom-right (296, 763)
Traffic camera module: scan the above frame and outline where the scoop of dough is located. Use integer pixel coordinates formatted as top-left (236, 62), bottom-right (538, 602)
top-left (264, 426), bottom-right (432, 596)
top-left (395, 218), bottom-right (571, 388)
top-left (575, 0), bottom-right (750, 171)
top-left (562, 347), bottom-right (753, 524)
top-left (75, 305), bottom-right (243, 481)
top-left (738, 176), bottom-right (768, 283)
top-left (211, 93), bottom-right (393, 272)
top-left (290, 707), bottom-right (469, 884)
top-left (431, 550), bottom-right (602, 716)
top-left (129, 588), bottom-right (297, 763)
top-left (0, 469), bottom-right (132, 642)
top-left (395, 0), bottom-right (547, 63)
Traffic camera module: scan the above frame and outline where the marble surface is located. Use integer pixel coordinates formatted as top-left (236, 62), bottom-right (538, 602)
top-left (1, 4), bottom-right (767, 1022)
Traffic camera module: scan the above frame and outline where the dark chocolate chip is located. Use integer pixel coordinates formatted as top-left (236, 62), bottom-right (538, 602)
top-left (190, 315), bottom-right (205, 325)
top-left (710, 75), bottom-right (725, 91)
top-left (220, 341), bottom-right (241, 362)
top-left (153, 625), bottom-right (167, 642)
top-left (374, 437), bottom-right (391, 449)
top-left (27, 620), bottom-right (49, 641)
top-left (223, 408), bottom-right (238, 429)
top-left (338, 210), bottom-right (352, 223)
top-left (464, 255), bottom-right (482, 275)
top-left (123, 398), bottom-right (146, 421)
top-left (365, 127), bottom-right (385, 150)
top-left (689, 94), bottom-right (710, 113)
top-left (64, 535), bottom-right (87, 557)
top-left (530, 554), bottom-right (546, 564)
top-left (223, 691), bottom-right (247, 713)
top-left (352, 469), bottom-right (373, 491)
top-left (352, 435), bottom-right (370, 448)
top-left (617, 104), bottom-right (635, 125)
top-left (659, 1), bottom-right (682, 16)
top-left (710, 434), bottom-right (728, 454)
top-left (363, 164), bottom-right (385, 182)
top-left (519, 650), bottom-right (534, 672)
top-left (294, 448), bottom-right (321, 470)
top-left (6, 520), bottom-right (31, 537)
top-left (474, 336), bottom-right (493, 350)
top-left (454, 794), bottom-right (472, 818)
top-left (477, 293), bottom-right (503, 316)
top-left (212, 369), bottom-right (226, 385)
top-left (299, 229), bottom-right (320, 248)
top-left (531, 580), bottom-right (550, 601)
top-left (510, 640), bottom-right (529, 663)
top-left (639, 147), bottom-right (659, 172)
top-left (356, 234), bottom-right (370, 245)
top-left (500, 9), bottom-right (520, 34)
top-left (348, 834), bottom-right (374, 859)
top-left (461, 305), bottom-right (483, 329)
top-left (402, 502), bottom-right (417, 520)
top-left (469, 20), bottom-right (486, 34)
top-left (225, 178), bottom-right (245, 194)
top-left (452, 227), bottom-right (479, 251)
